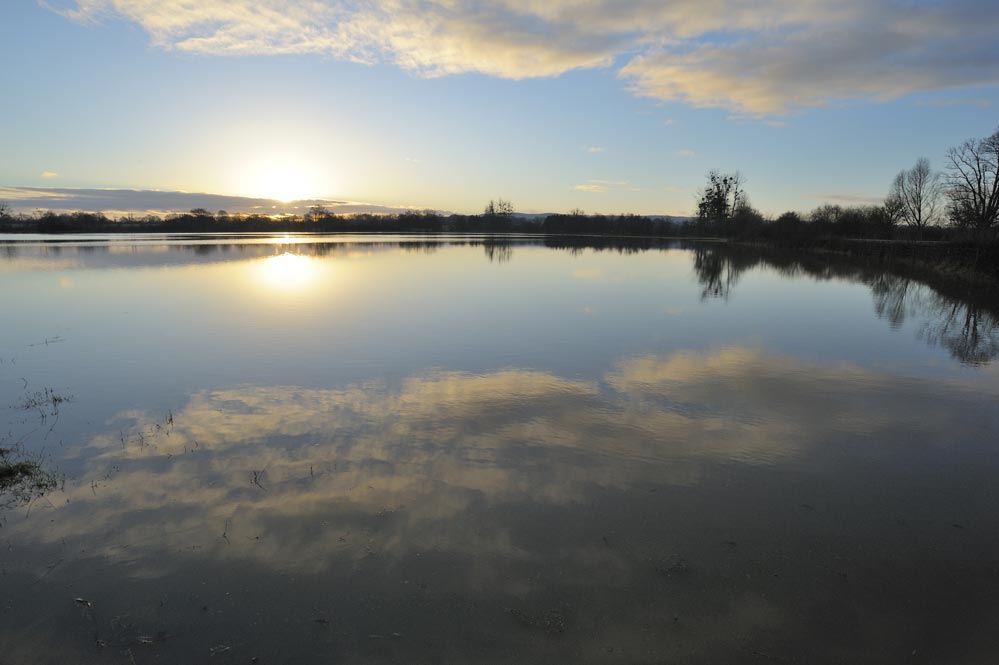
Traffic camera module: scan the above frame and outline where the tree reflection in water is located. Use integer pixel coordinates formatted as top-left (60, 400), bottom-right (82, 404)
top-left (689, 243), bottom-right (999, 365)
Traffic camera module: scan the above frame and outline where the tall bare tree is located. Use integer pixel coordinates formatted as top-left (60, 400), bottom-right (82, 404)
top-left (890, 157), bottom-right (943, 231)
top-left (945, 126), bottom-right (999, 231)
top-left (882, 191), bottom-right (905, 228)
top-left (696, 170), bottom-right (743, 223)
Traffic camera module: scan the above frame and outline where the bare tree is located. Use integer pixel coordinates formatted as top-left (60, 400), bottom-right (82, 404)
top-left (882, 191), bottom-right (905, 228)
top-left (307, 204), bottom-right (330, 223)
top-left (696, 170), bottom-right (743, 223)
top-left (484, 198), bottom-right (514, 216)
top-left (945, 126), bottom-right (999, 231)
top-left (890, 157), bottom-right (943, 231)
top-left (0, 201), bottom-right (10, 218)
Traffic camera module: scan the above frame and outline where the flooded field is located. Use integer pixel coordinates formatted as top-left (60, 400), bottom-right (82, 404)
top-left (2, 234), bottom-right (998, 664)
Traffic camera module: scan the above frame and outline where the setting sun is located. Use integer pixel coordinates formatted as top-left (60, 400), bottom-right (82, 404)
top-left (237, 155), bottom-right (325, 202)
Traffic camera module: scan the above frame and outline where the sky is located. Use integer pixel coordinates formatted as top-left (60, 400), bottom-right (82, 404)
top-left (1, 0), bottom-right (998, 217)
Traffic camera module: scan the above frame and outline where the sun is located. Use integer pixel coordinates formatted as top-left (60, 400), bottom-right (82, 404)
top-left (239, 155), bottom-right (325, 202)
top-left (255, 165), bottom-right (313, 202)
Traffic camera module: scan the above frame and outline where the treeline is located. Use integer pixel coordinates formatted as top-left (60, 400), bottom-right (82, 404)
top-left (0, 205), bottom-right (690, 236)
top-left (0, 208), bottom-right (450, 234)
top-left (2, 203), bottom-right (987, 243)
top-left (0, 198), bottom-right (992, 243)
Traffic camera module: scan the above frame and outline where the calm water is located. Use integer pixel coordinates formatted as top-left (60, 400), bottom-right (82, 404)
top-left (1, 234), bottom-right (998, 664)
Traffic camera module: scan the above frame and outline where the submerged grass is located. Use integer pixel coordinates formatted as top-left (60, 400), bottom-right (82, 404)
top-left (0, 445), bottom-right (58, 508)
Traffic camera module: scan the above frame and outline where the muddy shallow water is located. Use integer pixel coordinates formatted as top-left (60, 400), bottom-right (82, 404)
top-left (1, 234), bottom-right (998, 664)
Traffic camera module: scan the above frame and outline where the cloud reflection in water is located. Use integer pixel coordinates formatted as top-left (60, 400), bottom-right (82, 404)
top-left (19, 346), bottom-right (996, 580)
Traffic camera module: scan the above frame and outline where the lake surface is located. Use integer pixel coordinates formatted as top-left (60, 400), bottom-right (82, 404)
top-left (1, 234), bottom-right (998, 664)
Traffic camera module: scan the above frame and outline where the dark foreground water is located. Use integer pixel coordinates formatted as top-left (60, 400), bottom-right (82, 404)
top-left (1, 234), bottom-right (998, 664)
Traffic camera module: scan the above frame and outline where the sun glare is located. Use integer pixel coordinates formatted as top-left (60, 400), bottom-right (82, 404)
top-left (256, 253), bottom-right (322, 291)
top-left (238, 155), bottom-right (326, 202)
top-left (259, 167), bottom-right (311, 202)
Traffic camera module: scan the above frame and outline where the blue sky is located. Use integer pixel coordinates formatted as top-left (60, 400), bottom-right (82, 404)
top-left (2, 0), bottom-right (998, 216)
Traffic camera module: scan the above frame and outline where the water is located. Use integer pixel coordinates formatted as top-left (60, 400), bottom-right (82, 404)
top-left (1, 234), bottom-right (998, 663)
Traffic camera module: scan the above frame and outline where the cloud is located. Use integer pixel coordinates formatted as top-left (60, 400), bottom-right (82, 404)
top-left (50, 1), bottom-right (999, 116)
top-left (40, 171), bottom-right (59, 179)
top-left (915, 98), bottom-right (992, 108)
top-left (674, 149), bottom-right (697, 158)
top-left (573, 179), bottom-right (638, 193)
top-left (584, 146), bottom-right (604, 153)
top-left (0, 186), bottom-right (438, 216)
top-left (620, 3), bottom-right (999, 115)
top-left (814, 192), bottom-right (884, 205)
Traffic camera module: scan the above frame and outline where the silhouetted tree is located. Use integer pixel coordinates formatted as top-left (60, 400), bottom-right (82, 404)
top-left (0, 201), bottom-right (10, 218)
top-left (891, 157), bottom-right (943, 231)
top-left (945, 126), bottom-right (999, 231)
top-left (485, 198), bottom-right (514, 216)
top-left (307, 204), bottom-right (330, 224)
top-left (696, 170), bottom-right (743, 225)
top-left (883, 191), bottom-right (905, 228)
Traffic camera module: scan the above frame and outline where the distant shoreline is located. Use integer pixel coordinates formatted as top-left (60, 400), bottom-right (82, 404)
top-left (2, 212), bottom-right (996, 285)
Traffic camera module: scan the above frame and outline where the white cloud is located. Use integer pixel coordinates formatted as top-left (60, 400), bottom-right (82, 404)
top-left (52, 1), bottom-right (999, 116)
top-left (575, 184), bottom-right (610, 193)
top-left (573, 179), bottom-right (638, 193)
top-left (584, 146), bottom-right (604, 153)
top-left (674, 149), bottom-right (697, 158)
top-left (814, 192), bottom-right (885, 206)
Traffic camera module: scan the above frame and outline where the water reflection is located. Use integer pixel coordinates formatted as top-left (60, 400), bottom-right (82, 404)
top-left (688, 243), bottom-right (999, 365)
top-left (3, 235), bottom-right (999, 662)
top-left (4, 348), bottom-right (998, 662)
top-left (483, 237), bottom-right (515, 263)
top-left (16, 347), bottom-right (999, 570)
top-left (3, 235), bottom-right (998, 365)
top-left (255, 252), bottom-right (324, 291)
top-left (692, 244), bottom-right (747, 300)
top-left (869, 275), bottom-right (999, 365)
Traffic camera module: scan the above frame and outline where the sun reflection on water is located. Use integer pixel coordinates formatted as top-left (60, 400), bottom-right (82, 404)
top-left (256, 252), bottom-right (323, 291)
